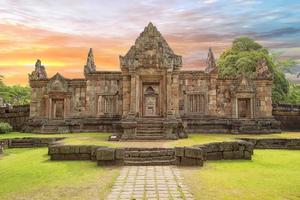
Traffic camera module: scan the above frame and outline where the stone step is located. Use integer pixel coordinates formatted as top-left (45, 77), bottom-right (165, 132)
top-left (136, 131), bottom-right (164, 134)
top-left (124, 156), bottom-right (175, 161)
top-left (137, 125), bottom-right (163, 127)
top-left (124, 159), bottom-right (176, 166)
top-left (135, 136), bottom-right (167, 140)
top-left (9, 143), bottom-right (34, 147)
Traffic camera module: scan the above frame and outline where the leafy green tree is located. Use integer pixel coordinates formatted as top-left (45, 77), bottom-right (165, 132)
top-left (217, 37), bottom-right (299, 104)
top-left (0, 77), bottom-right (31, 106)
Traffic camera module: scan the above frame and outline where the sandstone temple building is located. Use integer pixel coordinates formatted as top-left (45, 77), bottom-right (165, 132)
top-left (26, 23), bottom-right (280, 139)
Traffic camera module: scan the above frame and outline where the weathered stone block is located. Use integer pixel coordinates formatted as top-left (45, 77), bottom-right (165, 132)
top-left (223, 151), bottom-right (234, 159)
top-left (205, 143), bottom-right (224, 152)
top-left (175, 147), bottom-right (184, 157)
top-left (59, 146), bottom-right (71, 154)
top-left (50, 154), bottom-right (65, 160)
top-left (139, 151), bottom-right (151, 157)
top-left (48, 146), bottom-right (59, 154)
top-left (97, 160), bottom-right (116, 166)
top-left (223, 142), bottom-right (235, 151)
top-left (185, 147), bottom-right (203, 159)
top-left (79, 145), bottom-right (90, 154)
top-left (180, 157), bottom-right (203, 166)
top-left (96, 148), bottom-right (115, 161)
top-left (206, 152), bottom-right (223, 160)
top-left (244, 151), bottom-right (252, 160)
top-left (233, 151), bottom-right (244, 159)
top-left (115, 148), bottom-right (125, 159)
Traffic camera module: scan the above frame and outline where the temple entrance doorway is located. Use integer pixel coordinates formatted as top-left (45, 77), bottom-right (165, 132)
top-left (238, 98), bottom-right (251, 118)
top-left (52, 99), bottom-right (64, 119)
top-left (143, 85), bottom-right (159, 117)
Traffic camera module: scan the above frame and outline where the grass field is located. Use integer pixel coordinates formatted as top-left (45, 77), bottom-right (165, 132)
top-left (0, 148), bottom-right (119, 200)
top-left (1, 132), bottom-right (299, 148)
top-left (181, 149), bottom-right (300, 200)
top-left (1, 132), bottom-right (300, 199)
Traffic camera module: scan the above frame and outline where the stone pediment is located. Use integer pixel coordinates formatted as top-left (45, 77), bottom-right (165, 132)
top-left (120, 22), bottom-right (182, 71)
top-left (233, 74), bottom-right (255, 93)
top-left (47, 73), bottom-right (68, 93)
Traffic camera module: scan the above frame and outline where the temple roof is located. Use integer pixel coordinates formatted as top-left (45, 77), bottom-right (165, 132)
top-left (120, 22), bottom-right (182, 70)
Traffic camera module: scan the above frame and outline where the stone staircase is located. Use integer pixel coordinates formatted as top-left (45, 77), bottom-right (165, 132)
top-left (123, 148), bottom-right (176, 166)
top-left (136, 118), bottom-right (166, 140)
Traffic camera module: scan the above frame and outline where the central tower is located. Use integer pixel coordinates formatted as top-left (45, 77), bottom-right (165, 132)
top-left (119, 22), bottom-right (185, 139)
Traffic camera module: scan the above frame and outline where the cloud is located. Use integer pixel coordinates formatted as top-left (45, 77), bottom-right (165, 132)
top-left (0, 0), bottom-right (300, 85)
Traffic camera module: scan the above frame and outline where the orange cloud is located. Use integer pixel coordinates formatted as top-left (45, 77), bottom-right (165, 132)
top-left (0, 23), bottom-right (228, 85)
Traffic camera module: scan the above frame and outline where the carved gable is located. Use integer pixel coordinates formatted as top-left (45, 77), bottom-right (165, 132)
top-left (47, 73), bottom-right (68, 92)
top-left (120, 22), bottom-right (182, 70)
top-left (234, 75), bottom-right (255, 93)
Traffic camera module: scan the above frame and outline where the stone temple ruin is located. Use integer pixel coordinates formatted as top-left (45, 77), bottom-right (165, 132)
top-left (26, 22), bottom-right (280, 139)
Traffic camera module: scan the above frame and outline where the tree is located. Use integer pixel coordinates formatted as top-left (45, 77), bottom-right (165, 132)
top-left (0, 77), bottom-right (31, 106)
top-left (217, 36), bottom-right (299, 104)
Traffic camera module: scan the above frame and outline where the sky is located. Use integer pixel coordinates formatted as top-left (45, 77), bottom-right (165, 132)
top-left (0, 0), bottom-right (300, 85)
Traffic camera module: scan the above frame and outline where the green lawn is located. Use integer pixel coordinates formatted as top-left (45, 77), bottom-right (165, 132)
top-left (181, 150), bottom-right (300, 200)
top-left (1, 132), bottom-right (299, 148)
top-left (0, 148), bottom-right (119, 200)
top-left (1, 132), bottom-right (300, 199)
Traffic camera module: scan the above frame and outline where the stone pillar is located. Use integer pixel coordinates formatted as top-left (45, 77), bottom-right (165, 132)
top-left (166, 71), bottom-right (173, 116)
top-left (164, 70), bottom-right (181, 139)
top-left (122, 75), bottom-right (130, 117)
top-left (208, 74), bottom-right (217, 116)
top-left (121, 69), bottom-right (137, 140)
top-left (129, 72), bottom-right (136, 115)
top-left (171, 72), bottom-right (180, 117)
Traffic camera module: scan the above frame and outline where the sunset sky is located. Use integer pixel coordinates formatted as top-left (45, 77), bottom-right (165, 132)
top-left (0, 0), bottom-right (300, 85)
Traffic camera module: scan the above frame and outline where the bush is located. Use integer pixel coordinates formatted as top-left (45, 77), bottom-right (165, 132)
top-left (0, 122), bottom-right (12, 134)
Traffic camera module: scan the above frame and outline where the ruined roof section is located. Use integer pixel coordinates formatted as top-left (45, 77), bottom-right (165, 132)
top-left (204, 48), bottom-right (217, 73)
top-left (120, 22), bottom-right (182, 70)
top-left (28, 59), bottom-right (48, 81)
top-left (84, 48), bottom-right (96, 74)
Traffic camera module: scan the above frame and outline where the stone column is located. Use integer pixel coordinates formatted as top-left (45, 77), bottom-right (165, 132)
top-left (121, 69), bottom-right (137, 139)
top-left (166, 71), bottom-right (173, 116)
top-left (129, 71), bottom-right (136, 115)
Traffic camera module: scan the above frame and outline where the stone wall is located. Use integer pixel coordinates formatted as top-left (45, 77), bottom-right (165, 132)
top-left (175, 141), bottom-right (253, 166)
top-left (273, 104), bottom-right (300, 130)
top-left (0, 142), bottom-right (3, 154)
top-left (0, 105), bottom-right (30, 131)
top-left (48, 145), bottom-right (102, 160)
top-left (48, 141), bottom-right (254, 166)
top-left (0, 137), bottom-right (64, 148)
top-left (239, 138), bottom-right (300, 149)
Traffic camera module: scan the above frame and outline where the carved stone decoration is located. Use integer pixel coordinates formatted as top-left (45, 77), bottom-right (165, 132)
top-left (26, 22), bottom-right (280, 136)
top-left (29, 59), bottom-right (47, 80)
top-left (234, 74), bottom-right (255, 93)
top-left (204, 48), bottom-right (217, 73)
top-left (47, 73), bottom-right (68, 93)
top-left (256, 58), bottom-right (272, 79)
top-left (84, 48), bottom-right (96, 74)
top-left (120, 22), bottom-right (182, 71)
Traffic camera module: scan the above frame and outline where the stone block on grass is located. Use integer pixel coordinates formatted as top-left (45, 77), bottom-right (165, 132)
top-left (184, 147), bottom-right (203, 159)
top-left (175, 147), bottom-right (184, 157)
top-left (96, 147), bottom-right (115, 161)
